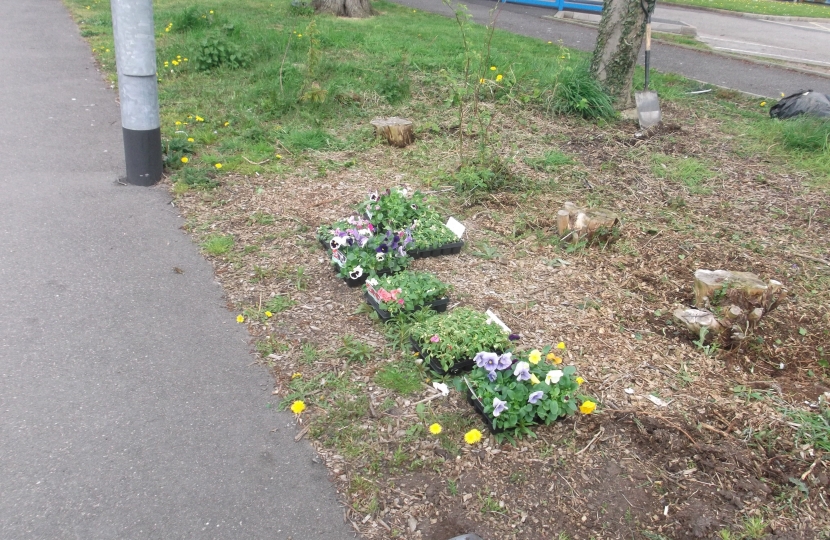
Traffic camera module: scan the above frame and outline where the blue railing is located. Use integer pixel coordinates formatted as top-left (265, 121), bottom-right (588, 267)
top-left (501, 0), bottom-right (603, 12)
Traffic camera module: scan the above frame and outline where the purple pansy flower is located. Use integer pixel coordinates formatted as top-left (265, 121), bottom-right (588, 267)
top-left (496, 352), bottom-right (512, 370)
top-left (513, 361), bottom-right (531, 381)
top-left (528, 391), bottom-right (544, 404)
top-left (487, 370), bottom-right (497, 382)
top-left (474, 352), bottom-right (500, 370)
top-left (492, 397), bottom-right (508, 417)
top-left (508, 333), bottom-right (521, 341)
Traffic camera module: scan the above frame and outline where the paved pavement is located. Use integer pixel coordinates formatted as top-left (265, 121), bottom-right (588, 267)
top-left (654, 4), bottom-right (830, 68)
top-left (0, 2), bottom-right (352, 539)
top-left (397, 0), bottom-right (830, 97)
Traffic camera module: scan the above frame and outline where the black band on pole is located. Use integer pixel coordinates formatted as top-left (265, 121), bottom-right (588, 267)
top-left (122, 127), bottom-right (163, 186)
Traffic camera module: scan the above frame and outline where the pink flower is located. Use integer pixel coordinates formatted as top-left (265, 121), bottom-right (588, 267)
top-left (430, 335), bottom-right (440, 343)
top-left (398, 299), bottom-right (404, 305)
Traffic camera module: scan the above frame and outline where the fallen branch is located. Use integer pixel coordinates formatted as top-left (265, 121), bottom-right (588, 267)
top-left (791, 251), bottom-right (830, 267)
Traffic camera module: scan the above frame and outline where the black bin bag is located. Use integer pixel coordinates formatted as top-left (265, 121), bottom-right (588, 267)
top-left (770, 90), bottom-right (830, 120)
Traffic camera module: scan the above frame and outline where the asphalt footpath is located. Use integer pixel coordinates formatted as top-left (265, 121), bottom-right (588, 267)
top-left (0, 2), bottom-right (352, 539)
top-left (394, 0), bottom-right (830, 98)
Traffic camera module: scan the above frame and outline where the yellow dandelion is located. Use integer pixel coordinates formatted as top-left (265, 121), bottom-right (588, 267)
top-left (291, 372), bottom-right (302, 379)
top-left (496, 74), bottom-right (503, 82)
top-left (490, 66), bottom-right (496, 71)
top-left (236, 314), bottom-right (244, 323)
top-left (165, 28), bottom-right (170, 32)
top-left (177, 55), bottom-right (181, 59)
top-left (210, 9), bottom-right (214, 13)
top-left (297, 34), bottom-right (302, 38)
top-left (172, 60), bottom-right (179, 66)
top-left (576, 376), bottom-right (584, 385)
top-left (195, 116), bottom-right (204, 122)
top-left (479, 78), bottom-right (485, 84)
top-left (290, 400), bottom-right (306, 414)
top-left (180, 156), bottom-right (188, 163)
top-left (175, 120), bottom-right (181, 125)
top-left (265, 311), bottom-right (273, 317)
top-left (183, 58), bottom-right (188, 62)
top-left (187, 137), bottom-right (194, 142)
top-left (464, 429), bottom-right (483, 445)
top-left (214, 163), bottom-right (222, 169)
top-left (780, 92), bottom-right (785, 97)
top-left (429, 423), bottom-right (442, 435)
top-left (547, 41), bottom-right (552, 44)
top-left (223, 121), bottom-right (229, 126)
top-left (275, 154), bottom-right (283, 160)
top-left (760, 101), bottom-right (766, 107)
top-left (579, 400), bottom-right (596, 414)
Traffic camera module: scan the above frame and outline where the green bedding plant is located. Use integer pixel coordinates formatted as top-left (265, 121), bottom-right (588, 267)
top-left (410, 213), bottom-right (461, 250)
top-left (357, 188), bottom-right (429, 233)
top-left (465, 344), bottom-right (595, 439)
top-left (410, 308), bottom-right (513, 372)
top-left (365, 271), bottom-right (450, 317)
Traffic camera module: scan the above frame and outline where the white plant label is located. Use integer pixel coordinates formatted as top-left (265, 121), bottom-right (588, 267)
top-left (332, 249), bottom-right (346, 267)
top-left (445, 217), bottom-right (465, 239)
top-left (485, 309), bottom-right (511, 333)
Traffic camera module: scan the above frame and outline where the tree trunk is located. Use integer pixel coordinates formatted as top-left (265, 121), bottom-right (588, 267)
top-left (591, 0), bottom-right (650, 110)
top-left (314, 0), bottom-right (372, 17)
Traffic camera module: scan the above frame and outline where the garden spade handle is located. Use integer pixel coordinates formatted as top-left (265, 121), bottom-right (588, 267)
top-left (642, 0), bottom-right (654, 91)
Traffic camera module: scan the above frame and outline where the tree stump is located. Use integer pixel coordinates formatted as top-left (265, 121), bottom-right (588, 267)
top-left (673, 269), bottom-right (788, 347)
top-left (370, 117), bottom-right (414, 148)
top-left (557, 201), bottom-right (620, 241)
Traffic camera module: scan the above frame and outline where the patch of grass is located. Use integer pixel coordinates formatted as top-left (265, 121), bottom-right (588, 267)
top-left (651, 154), bottom-right (717, 194)
top-left (374, 361), bottom-right (422, 395)
top-left (524, 149), bottom-right (574, 172)
top-left (652, 31), bottom-right (709, 50)
top-left (338, 335), bottom-right (375, 364)
top-left (201, 234), bottom-right (234, 255)
top-left (265, 294), bottom-right (295, 314)
top-left (248, 211), bottom-right (275, 225)
top-left (782, 402), bottom-right (830, 452)
top-left (173, 167), bottom-right (218, 190)
top-left (779, 116), bottom-right (830, 152)
top-left (550, 62), bottom-right (616, 119)
top-left (662, 0), bottom-right (830, 18)
top-left (256, 336), bottom-right (289, 359)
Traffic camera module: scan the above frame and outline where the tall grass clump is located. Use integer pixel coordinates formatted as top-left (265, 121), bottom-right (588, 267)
top-left (778, 117), bottom-right (830, 153)
top-left (550, 62), bottom-right (616, 120)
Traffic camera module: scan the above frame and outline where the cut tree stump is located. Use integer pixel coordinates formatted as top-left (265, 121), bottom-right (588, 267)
top-left (370, 117), bottom-right (414, 148)
top-left (557, 201), bottom-right (620, 241)
top-left (673, 269), bottom-right (788, 347)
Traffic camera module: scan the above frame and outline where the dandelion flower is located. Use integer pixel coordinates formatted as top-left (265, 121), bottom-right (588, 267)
top-left (180, 156), bottom-right (189, 163)
top-left (290, 400), bottom-right (306, 414)
top-left (479, 78), bottom-right (485, 84)
top-left (275, 154), bottom-right (283, 160)
top-left (187, 137), bottom-right (194, 142)
top-left (496, 74), bottom-right (503, 82)
top-left (297, 34), bottom-right (302, 38)
top-left (429, 423), bottom-right (442, 435)
top-left (547, 41), bottom-right (552, 44)
top-left (175, 121), bottom-right (181, 125)
top-left (210, 9), bottom-right (214, 13)
top-left (576, 376), bottom-right (584, 385)
top-left (490, 66), bottom-right (496, 71)
top-left (291, 372), bottom-right (302, 379)
top-left (760, 101), bottom-right (766, 107)
top-left (236, 314), bottom-right (244, 323)
top-left (223, 121), bottom-right (229, 126)
top-left (172, 60), bottom-right (179, 66)
top-left (183, 58), bottom-right (188, 62)
top-left (464, 429), bottom-right (483, 445)
top-left (265, 311), bottom-right (273, 318)
top-left (579, 400), bottom-right (596, 414)
top-left (195, 116), bottom-right (204, 122)
top-left (214, 163), bottom-right (222, 169)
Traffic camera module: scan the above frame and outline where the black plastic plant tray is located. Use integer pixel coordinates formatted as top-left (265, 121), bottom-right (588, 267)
top-left (466, 389), bottom-right (507, 434)
top-left (409, 241), bottom-right (464, 260)
top-left (410, 337), bottom-right (476, 376)
top-left (365, 293), bottom-right (449, 322)
top-left (334, 266), bottom-right (390, 288)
